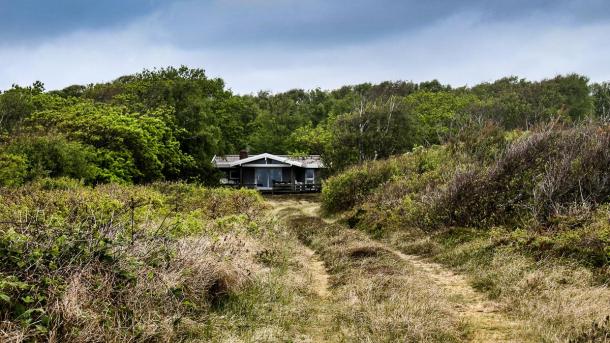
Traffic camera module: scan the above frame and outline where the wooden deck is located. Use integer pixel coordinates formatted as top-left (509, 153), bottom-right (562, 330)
top-left (223, 181), bottom-right (322, 193)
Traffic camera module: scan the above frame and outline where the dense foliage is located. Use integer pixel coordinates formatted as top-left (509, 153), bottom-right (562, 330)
top-left (1, 67), bottom-right (608, 184)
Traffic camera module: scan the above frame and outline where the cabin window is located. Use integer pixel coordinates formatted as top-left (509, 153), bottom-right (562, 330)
top-left (270, 168), bottom-right (283, 183)
top-left (305, 169), bottom-right (315, 184)
top-left (229, 170), bottom-right (239, 180)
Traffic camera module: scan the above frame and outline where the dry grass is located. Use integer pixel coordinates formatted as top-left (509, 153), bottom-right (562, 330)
top-left (0, 320), bottom-right (29, 343)
top-left (176, 214), bottom-right (341, 342)
top-left (386, 228), bottom-right (610, 342)
top-left (289, 215), bottom-right (467, 342)
top-left (42, 231), bottom-right (261, 342)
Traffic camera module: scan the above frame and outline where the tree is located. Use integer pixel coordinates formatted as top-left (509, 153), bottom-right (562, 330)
top-left (28, 101), bottom-right (193, 183)
top-left (591, 82), bottom-right (610, 120)
top-left (247, 91), bottom-right (309, 154)
top-left (327, 95), bottom-right (414, 171)
top-left (471, 74), bottom-right (593, 128)
top-left (0, 83), bottom-right (44, 133)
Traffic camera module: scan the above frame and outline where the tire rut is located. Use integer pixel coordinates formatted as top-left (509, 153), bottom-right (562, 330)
top-left (268, 197), bottom-right (526, 343)
top-left (384, 247), bottom-right (524, 342)
top-left (266, 197), bottom-right (334, 342)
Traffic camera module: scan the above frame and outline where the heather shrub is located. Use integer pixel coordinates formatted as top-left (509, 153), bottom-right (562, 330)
top-left (431, 125), bottom-right (610, 229)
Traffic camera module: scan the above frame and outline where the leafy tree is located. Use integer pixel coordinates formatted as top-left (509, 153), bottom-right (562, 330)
top-left (404, 91), bottom-right (480, 145)
top-left (4, 135), bottom-right (99, 182)
top-left (28, 101), bottom-right (192, 183)
top-left (327, 96), bottom-right (414, 171)
top-left (247, 91), bottom-right (310, 154)
top-left (83, 66), bottom-right (255, 180)
top-left (591, 82), bottom-right (610, 119)
top-left (0, 82), bottom-right (45, 133)
top-left (472, 74), bottom-right (592, 128)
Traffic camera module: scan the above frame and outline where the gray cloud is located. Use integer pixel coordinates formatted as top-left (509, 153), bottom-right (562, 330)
top-left (3, 0), bottom-right (608, 47)
top-left (0, 0), bottom-right (609, 93)
top-left (0, 0), bottom-right (180, 45)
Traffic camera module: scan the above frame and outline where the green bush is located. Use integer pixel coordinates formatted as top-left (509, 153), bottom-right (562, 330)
top-left (0, 153), bottom-right (27, 186)
top-left (321, 159), bottom-right (400, 213)
top-left (28, 101), bottom-right (194, 183)
top-left (4, 135), bottom-right (100, 183)
top-left (321, 145), bottom-right (451, 213)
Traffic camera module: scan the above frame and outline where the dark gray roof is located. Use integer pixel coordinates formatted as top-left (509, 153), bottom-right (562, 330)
top-left (212, 153), bottom-right (324, 168)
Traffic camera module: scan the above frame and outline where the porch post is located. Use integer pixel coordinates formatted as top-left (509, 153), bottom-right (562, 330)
top-left (239, 167), bottom-right (243, 188)
top-left (291, 166), bottom-right (295, 192)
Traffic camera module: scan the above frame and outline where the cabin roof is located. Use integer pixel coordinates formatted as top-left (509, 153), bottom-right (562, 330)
top-left (212, 153), bottom-right (324, 168)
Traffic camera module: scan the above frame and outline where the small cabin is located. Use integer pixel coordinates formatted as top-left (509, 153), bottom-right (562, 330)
top-left (211, 151), bottom-right (324, 193)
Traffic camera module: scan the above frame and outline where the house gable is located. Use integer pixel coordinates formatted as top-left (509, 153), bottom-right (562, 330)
top-left (212, 153), bottom-right (324, 169)
top-left (229, 153), bottom-right (304, 168)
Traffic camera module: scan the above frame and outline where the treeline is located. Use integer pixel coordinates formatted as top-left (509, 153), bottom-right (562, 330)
top-left (1, 66), bottom-right (609, 185)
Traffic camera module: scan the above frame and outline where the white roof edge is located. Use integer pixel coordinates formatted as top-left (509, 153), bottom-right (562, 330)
top-left (211, 155), bottom-right (217, 164)
top-left (229, 153), bottom-right (305, 167)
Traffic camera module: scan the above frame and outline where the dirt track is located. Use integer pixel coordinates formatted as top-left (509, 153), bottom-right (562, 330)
top-left (266, 196), bottom-right (524, 342)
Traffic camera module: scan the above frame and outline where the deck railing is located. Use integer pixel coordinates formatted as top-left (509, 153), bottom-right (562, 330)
top-left (270, 181), bottom-right (321, 194)
top-left (221, 181), bottom-right (321, 193)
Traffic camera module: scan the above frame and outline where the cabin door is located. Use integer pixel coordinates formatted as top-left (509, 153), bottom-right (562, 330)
top-left (255, 168), bottom-right (283, 188)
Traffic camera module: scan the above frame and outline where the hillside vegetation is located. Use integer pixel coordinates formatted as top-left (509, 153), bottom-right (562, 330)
top-left (321, 123), bottom-right (610, 341)
top-left (2, 181), bottom-right (354, 342)
top-left (0, 181), bottom-right (264, 341)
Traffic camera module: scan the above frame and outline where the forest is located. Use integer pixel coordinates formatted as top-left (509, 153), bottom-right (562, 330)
top-left (2, 67), bottom-right (610, 342)
top-left (1, 66), bottom-right (609, 185)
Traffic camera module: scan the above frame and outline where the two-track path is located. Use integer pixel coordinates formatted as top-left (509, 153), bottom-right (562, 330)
top-left (385, 247), bottom-right (522, 342)
top-left (266, 196), bottom-right (524, 343)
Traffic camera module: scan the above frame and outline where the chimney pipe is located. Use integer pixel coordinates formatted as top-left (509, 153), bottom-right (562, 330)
top-left (239, 149), bottom-right (248, 160)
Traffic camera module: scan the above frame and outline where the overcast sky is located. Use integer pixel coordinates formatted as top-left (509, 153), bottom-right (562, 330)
top-left (1, 0), bottom-right (609, 94)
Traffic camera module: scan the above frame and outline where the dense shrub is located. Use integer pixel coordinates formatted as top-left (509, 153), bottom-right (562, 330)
top-left (321, 146), bottom-right (452, 213)
top-left (0, 182), bottom-right (263, 341)
top-left (0, 153), bottom-right (27, 186)
top-left (3, 135), bottom-right (100, 184)
top-left (321, 159), bottom-right (401, 213)
top-left (433, 125), bottom-right (610, 228)
top-left (28, 102), bottom-right (194, 183)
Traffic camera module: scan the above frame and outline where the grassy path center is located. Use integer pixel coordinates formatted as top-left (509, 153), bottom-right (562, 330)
top-left (266, 196), bottom-right (529, 342)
